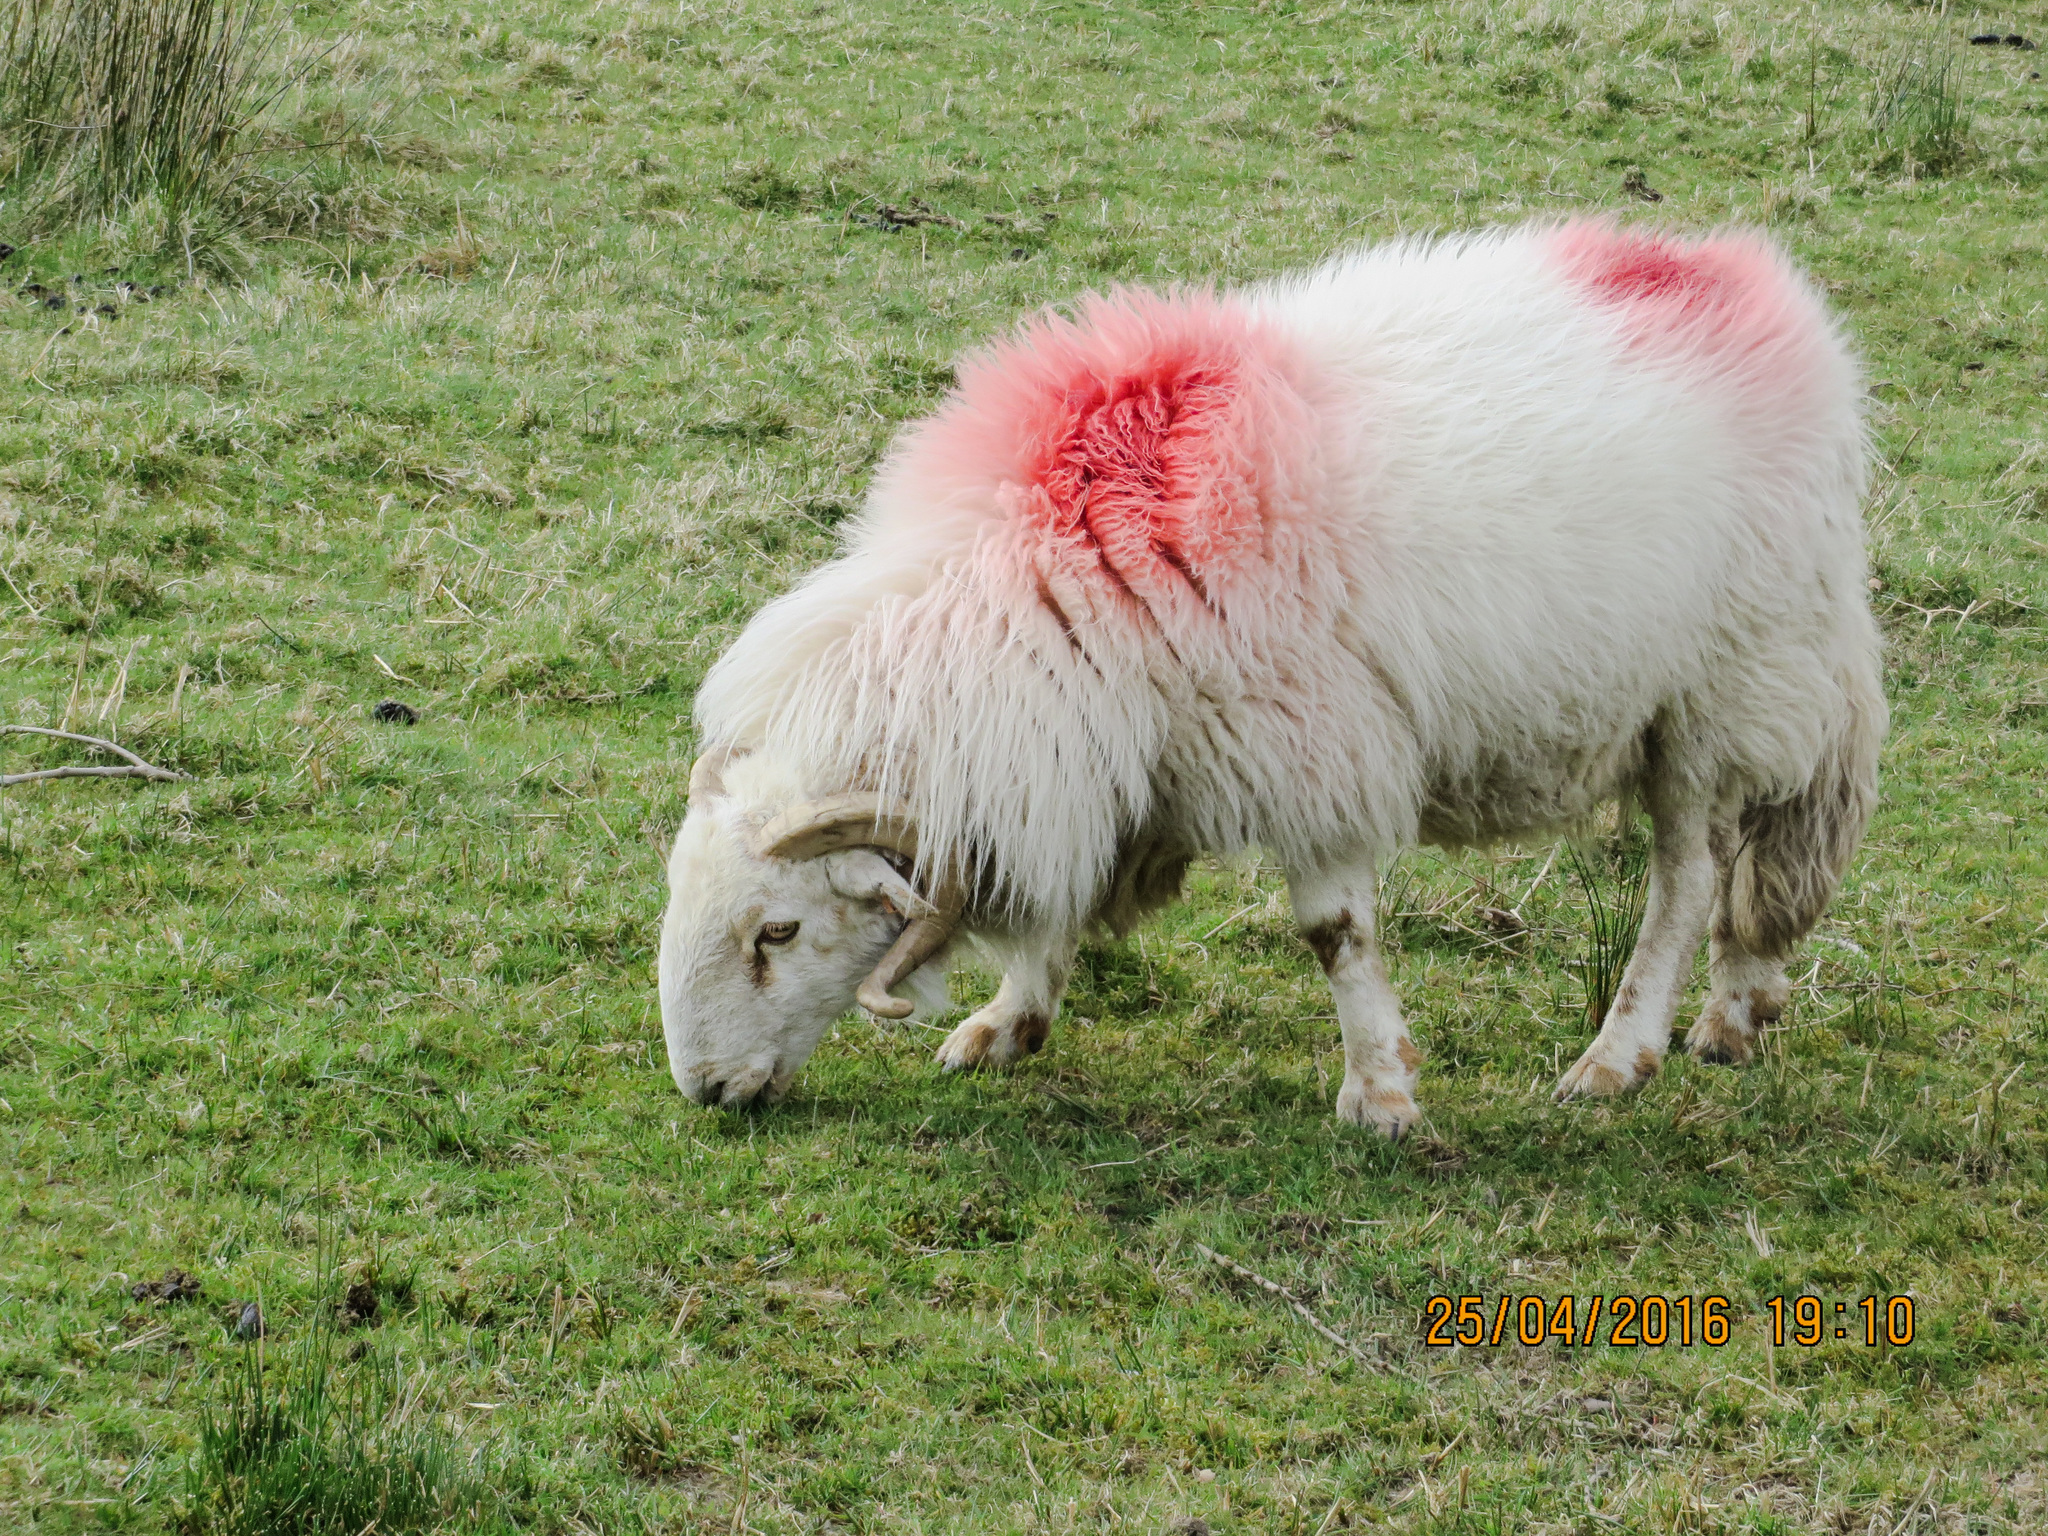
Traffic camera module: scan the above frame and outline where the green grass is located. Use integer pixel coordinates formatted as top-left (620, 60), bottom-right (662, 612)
top-left (177, 1320), bottom-right (491, 1536)
top-left (2, 0), bottom-right (2045, 1530)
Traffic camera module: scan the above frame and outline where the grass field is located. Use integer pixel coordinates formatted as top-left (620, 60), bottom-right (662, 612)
top-left (3, 0), bottom-right (2046, 1530)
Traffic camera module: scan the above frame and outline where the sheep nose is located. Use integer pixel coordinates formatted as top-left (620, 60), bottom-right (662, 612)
top-left (701, 1063), bottom-right (778, 1109)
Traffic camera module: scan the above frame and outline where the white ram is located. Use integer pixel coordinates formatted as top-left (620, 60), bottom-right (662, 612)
top-left (658, 220), bottom-right (1884, 1135)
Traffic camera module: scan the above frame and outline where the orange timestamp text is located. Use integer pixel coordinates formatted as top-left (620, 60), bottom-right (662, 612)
top-left (1422, 1294), bottom-right (1918, 1349)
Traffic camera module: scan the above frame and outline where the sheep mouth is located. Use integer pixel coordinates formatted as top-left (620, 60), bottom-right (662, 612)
top-left (690, 1062), bottom-right (794, 1108)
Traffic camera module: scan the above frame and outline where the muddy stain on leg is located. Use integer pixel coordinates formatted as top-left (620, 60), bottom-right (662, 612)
top-left (1301, 910), bottom-right (1355, 972)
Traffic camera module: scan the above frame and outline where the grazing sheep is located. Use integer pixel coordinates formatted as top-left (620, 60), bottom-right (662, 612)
top-left (659, 220), bottom-right (1884, 1135)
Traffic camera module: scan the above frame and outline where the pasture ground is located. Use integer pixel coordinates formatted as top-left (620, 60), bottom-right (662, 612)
top-left (2, 0), bottom-right (2045, 1530)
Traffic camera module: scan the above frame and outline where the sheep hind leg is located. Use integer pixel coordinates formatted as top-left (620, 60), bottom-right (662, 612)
top-left (1287, 851), bottom-right (1423, 1140)
top-left (1685, 817), bottom-right (1788, 1067)
top-left (1555, 793), bottom-right (1716, 1101)
top-left (935, 929), bottom-right (1076, 1072)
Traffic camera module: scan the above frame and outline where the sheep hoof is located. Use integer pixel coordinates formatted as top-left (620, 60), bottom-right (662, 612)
top-left (1554, 1048), bottom-right (1655, 1101)
top-left (1336, 1078), bottom-right (1420, 1140)
top-left (936, 1009), bottom-right (1053, 1072)
top-left (1685, 1000), bottom-right (1758, 1066)
top-left (935, 1020), bottom-right (999, 1072)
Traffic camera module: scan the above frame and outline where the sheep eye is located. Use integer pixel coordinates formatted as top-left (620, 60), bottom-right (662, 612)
top-left (760, 921), bottom-right (800, 945)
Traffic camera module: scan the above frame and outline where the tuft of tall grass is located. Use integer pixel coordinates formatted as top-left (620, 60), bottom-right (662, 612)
top-left (1565, 830), bottom-right (1650, 1028)
top-left (176, 1328), bottom-right (491, 1536)
top-left (1868, 35), bottom-right (1970, 174)
top-left (0, 0), bottom-right (278, 227)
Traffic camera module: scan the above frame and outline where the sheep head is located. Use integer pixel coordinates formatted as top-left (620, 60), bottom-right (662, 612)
top-left (657, 752), bottom-right (963, 1107)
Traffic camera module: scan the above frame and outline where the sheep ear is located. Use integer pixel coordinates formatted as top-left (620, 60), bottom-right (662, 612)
top-left (689, 747), bottom-right (733, 802)
top-left (824, 850), bottom-right (929, 918)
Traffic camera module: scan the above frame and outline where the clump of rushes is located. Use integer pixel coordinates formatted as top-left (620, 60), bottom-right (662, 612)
top-left (0, 0), bottom-right (278, 228)
top-left (1566, 827), bottom-right (1651, 1028)
top-left (176, 1328), bottom-right (491, 1536)
top-left (1869, 32), bottom-right (1971, 173)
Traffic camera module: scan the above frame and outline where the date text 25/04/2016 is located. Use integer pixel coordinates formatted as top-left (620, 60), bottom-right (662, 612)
top-left (1423, 1295), bottom-right (1918, 1349)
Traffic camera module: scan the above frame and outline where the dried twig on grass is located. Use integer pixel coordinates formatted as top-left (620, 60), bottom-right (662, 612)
top-left (1192, 1243), bottom-right (1379, 1366)
top-left (851, 198), bottom-right (962, 231)
top-left (0, 725), bottom-right (187, 786)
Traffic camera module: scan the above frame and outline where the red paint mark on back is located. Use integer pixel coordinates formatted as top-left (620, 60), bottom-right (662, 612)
top-left (929, 287), bottom-right (1307, 610)
top-left (1552, 222), bottom-right (1820, 378)
top-left (1030, 354), bottom-right (1255, 591)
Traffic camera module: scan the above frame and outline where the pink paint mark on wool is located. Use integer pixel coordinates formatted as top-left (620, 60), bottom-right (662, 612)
top-left (943, 287), bottom-right (1301, 602)
top-left (1552, 221), bottom-right (1817, 377)
top-left (1032, 357), bottom-right (1250, 590)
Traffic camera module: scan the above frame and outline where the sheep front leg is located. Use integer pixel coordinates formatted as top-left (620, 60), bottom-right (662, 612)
top-left (935, 928), bottom-right (1077, 1072)
top-left (1287, 853), bottom-right (1423, 1140)
top-left (1556, 797), bottom-right (1716, 1100)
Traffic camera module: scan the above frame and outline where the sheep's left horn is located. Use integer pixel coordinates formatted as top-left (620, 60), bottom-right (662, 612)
top-left (755, 795), bottom-right (962, 1019)
top-left (756, 794), bottom-right (919, 861)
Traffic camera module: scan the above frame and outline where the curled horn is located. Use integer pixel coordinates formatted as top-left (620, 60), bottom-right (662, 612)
top-left (852, 881), bottom-right (965, 1019)
top-left (689, 745), bottom-right (733, 802)
top-left (756, 795), bottom-right (965, 1020)
top-left (757, 794), bottom-right (915, 861)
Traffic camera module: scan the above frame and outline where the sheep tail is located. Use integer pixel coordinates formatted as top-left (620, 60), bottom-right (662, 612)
top-left (1728, 661), bottom-right (1886, 958)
